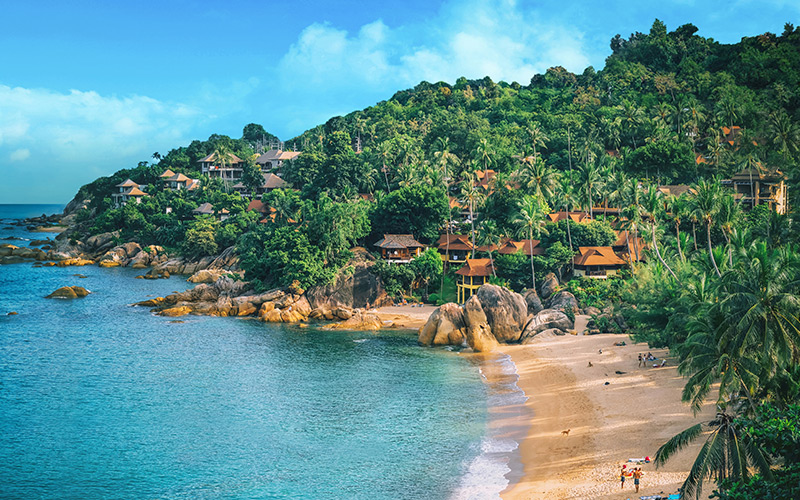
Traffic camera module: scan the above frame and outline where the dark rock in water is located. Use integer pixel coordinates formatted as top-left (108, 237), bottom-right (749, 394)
top-left (72, 274), bottom-right (88, 279)
top-left (3, 227), bottom-right (14, 230)
top-left (46, 286), bottom-right (91, 299)
top-left (0, 256), bottom-right (26, 265)
top-left (540, 273), bottom-right (559, 300)
top-left (7, 312), bottom-right (18, 316)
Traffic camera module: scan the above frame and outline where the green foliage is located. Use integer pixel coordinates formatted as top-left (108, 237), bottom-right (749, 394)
top-left (372, 260), bottom-right (416, 298)
top-left (541, 219), bottom-right (617, 249)
top-left (182, 216), bottom-right (218, 258)
top-left (623, 140), bottom-right (696, 183)
top-left (371, 184), bottom-right (449, 243)
top-left (566, 276), bottom-right (628, 309)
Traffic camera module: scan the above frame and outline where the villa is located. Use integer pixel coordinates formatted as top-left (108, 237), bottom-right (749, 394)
top-left (233, 173), bottom-right (290, 197)
top-left (497, 238), bottom-right (545, 256)
top-left (111, 179), bottom-right (148, 208)
top-left (374, 234), bottom-right (425, 263)
top-left (161, 171), bottom-right (200, 191)
top-left (436, 234), bottom-right (473, 263)
top-left (255, 149), bottom-right (301, 172)
top-left (722, 166), bottom-right (788, 214)
top-left (572, 246), bottom-right (627, 279)
top-left (198, 152), bottom-right (244, 181)
top-left (192, 202), bottom-right (215, 217)
top-left (455, 258), bottom-right (495, 303)
top-left (547, 211), bottom-right (593, 223)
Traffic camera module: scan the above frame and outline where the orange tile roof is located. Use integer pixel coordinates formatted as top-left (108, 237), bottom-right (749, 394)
top-left (572, 246), bottom-right (626, 267)
top-left (437, 234), bottom-right (473, 251)
top-left (159, 169), bottom-right (176, 178)
top-left (455, 258), bottom-right (495, 277)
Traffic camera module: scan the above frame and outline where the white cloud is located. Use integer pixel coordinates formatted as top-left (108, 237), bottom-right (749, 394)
top-left (9, 148), bottom-right (30, 161)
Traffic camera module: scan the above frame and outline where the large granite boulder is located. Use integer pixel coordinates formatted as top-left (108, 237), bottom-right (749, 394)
top-left (86, 231), bottom-right (119, 251)
top-left (546, 290), bottom-right (579, 314)
top-left (329, 310), bottom-right (383, 330)
top-left (540, 273), bottom-right (559, 300)
top-left (475, 284), bottom-right (528, 343)
top-left (524, 289), bottom-right (543, 315)
top-left (418, 303), bottom-right (467, 346)
top-left (463, 295), bottom-right (499, 352)
top-left (307, 250), bottom-right (387, 309)
top-left (187, 269), bottom-right (225, 283)
top-left (520, 309), bottom-right (573, 341)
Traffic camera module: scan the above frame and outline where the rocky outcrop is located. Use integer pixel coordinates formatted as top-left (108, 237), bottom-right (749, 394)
top-left (520, 309), bottom-right (573, 342)
top-left (187, 269), bottom-right (226, 283)
top-left (46, 286), bottom-right (91, 299)
top-left (328, 310), bottom-right (384, 330)
top-left (418, 303), bottom-right (467, 346)
top-left (153, 245), bottom-right (240, 276)
top-left (0, 245), bottom-right (48, 261)
top-left (540, 273), bottom-right (559, 300)
top-left (463, 295), bottom-right (499, 352)
top-left (523, 289), bottom-right (543, 316)
top-left (56, 258), bottom-right (94, 267)
top-left (546, 290), bottom-right (579, 314)
top-left (306, 249), bottom-right (388, 309)
top-left (475, 285), bottom-right (528, 343)
top-left (521, 327), bottom-right (566, 343)
top-left (135, 268), bottom-right (170, 280)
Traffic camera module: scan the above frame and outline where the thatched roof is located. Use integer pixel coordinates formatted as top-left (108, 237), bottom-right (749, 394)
top-left (375, 234), bottom-right (424, 249)
top-left (456, 258), bottom-right (495, 277)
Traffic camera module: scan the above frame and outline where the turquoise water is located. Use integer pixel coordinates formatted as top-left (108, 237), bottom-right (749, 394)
top-left (0, 205), bottom-right (497, 499)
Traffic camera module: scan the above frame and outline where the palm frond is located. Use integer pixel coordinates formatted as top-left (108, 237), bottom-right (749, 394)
top-left (655, 423), bottom-right (703, 468)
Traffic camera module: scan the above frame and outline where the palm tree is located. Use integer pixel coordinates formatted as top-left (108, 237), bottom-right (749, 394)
top-left (460, 173), bottom-right (486, 258)
top-left (434, 137), bottom-right (459, 297)
top-left (620, 100), bottom-right (645, 148)
top-left (644, 185), bottom-right (678, 280)
top-left (474, 138), bottom-right (494, 173)
top-left (692, 179), bottom-right (723, 277)
top-left (554, 175), bottom-right (578, 256)
top-left (717, 194), bottom-right (742, 267)
top-left (377, 141), bottom-right (393, 193)
top-left (512, 195), bottom-right (548, 291)
top-left (769, 110), bottom-right (800, 163)
top-left (667, 194), bottom-right (687, 262)
top-left (514, 154), bottom-right (558, 200)
top-left (477, 220), bottom-right (501, 277)
top-left (576, 161), bottom-right (602, 218)
top-left (525, 123), bottom-right (548, 160)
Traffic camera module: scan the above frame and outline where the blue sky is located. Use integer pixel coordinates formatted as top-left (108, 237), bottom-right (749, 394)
top-left (1, 0), bottom-right (798, 204)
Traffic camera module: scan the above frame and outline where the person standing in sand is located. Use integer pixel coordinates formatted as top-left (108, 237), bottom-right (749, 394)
top-left (633, 467), bottom-right (643, 493)
top-left (638, 353), bottom-right (643, 367)
top-left (620, 466), bottom-right (626, 489)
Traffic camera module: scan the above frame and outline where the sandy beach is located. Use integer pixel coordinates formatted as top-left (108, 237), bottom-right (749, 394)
top-left (499, 333), bottom-right (717, 500)
top-left (375, 304), bottom-right (435, 329)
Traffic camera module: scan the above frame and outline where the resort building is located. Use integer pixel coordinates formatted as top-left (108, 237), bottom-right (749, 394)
top-left (496, 238), bottom-right (545, 256)
top-left (198, 152), bottom-right (244, 181)
top-left (613, 231), bottom-right (647, 263)
top-left (374, 234), bottom-right (425, 263)
top-left (572, 246), bottom-right (627, 279)
top-left (721, 167), bottom-right (788, 214)
top-left (547, 211), bottom-right (592, 223)
top-left (112, 179), bottom-right (148, 208)
top-left (656, 185), bottom-right (695, 198)
top-left (437, 234), bottom-right (474, 263)
top-left (192, 202), bottom-right (215, 217)
top-left (255, 149), bottom-right (301, 172)
top-left (474, 169), bottom-right (496, 191)
top-left (161, 171), bottom-right (200, 191)
top-left (456, 258), bottom-right (495, 303)
top-left (233, 173), bottom-right (290, 198)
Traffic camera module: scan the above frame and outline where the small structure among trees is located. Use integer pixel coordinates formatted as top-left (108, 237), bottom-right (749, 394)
top-left (374, 234), bottom-right (425, 263)
top-left (572, 246), bottom-right (626, 279)
top-left (455, 258), bottom-right (495, 303)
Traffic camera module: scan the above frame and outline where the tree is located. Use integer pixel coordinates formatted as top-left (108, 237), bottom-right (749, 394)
top-left (183, 216), bottom-right (218, 258)
top-left (644, 184), bottom-right (678, 280)
top-left (477, 219), bottom-right (501, 276)
top-left (512, 195), bottom-right (549, 291)
top-left (460, 172), bottom-right (485, 258)
top-left (692, 179), bottom-right (723, 277)
top-left (514, 154), bottom-right (557, 200)
top-left (371, 184), bottom-right (449, 244)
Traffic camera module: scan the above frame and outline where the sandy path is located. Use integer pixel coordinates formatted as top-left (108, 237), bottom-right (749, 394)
top-left (499, 334), bottom-right (717, 500)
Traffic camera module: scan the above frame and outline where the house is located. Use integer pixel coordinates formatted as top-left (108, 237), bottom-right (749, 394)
top-left (436, 234), bottom-right (474, 263)
top-left (255, 149), bottom-right (301, 172)
top-left (112, 179), bottom-right (148, 208)
top-left (233, 173), bottom-right (291, 197)
top-left (198, 152), bottom-right (244, 181)
top-left (474, 169), bottom-right (496, 191)
top-left (572, 246), bottom-right (627, 279)
top-left (159, 169), bottom-right (176, 179)
top-left (162, 172), bottom-right (197, 191)
top-left (721, 167), bottom-right (788, 214)
top-left (192, 202), bottom-right (215, 216)
top-left (547, 211), bottom-right (592, 223)
top-left (496, 239), bottom-right (545, 256)
top-left (657, 185), bottom-right (695, 198)
top-left (612, 231), bottom-right (646, 263)
top-left (374, 234), bottom-right (425, 263)
top-left (456, 258), bottom-right (495, 303)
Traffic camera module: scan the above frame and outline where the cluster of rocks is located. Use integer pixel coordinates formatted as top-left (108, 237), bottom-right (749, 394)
top-left (419, 276), bottom-right (580, 352)
top-left (0, 244), bottom-right (48, 264)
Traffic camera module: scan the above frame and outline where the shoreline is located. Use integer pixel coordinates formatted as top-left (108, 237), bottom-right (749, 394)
top-left (497, 334), bottom-right (717, 500)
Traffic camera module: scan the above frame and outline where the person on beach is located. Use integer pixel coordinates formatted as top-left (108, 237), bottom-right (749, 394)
top-left (638, 353), bottom-right (643, 367)
top-left (620, 466), bottom-right (627, 489)
top-left (633, 467), bottom-right (643, 492)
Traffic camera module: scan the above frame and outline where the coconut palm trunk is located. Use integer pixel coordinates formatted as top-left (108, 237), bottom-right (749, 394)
top-left (676, 221), bottom-right (685, 262)
top-left (652, 223), bottom-right (678, 280)
top-left (707, 220), bottom-right (721, 277)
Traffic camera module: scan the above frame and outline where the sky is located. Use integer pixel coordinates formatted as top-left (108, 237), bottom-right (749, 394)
top-left (1, 0), bottom-right (798, 204)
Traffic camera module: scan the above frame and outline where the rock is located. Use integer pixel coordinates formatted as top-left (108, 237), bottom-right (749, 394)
top-left (56, 258), bottom-right (94, 267)
top-left (11, 247), bottom-right (46, 260)
top-left (524, 289), bottom-right (543, 315)
top-left (540, 273), bottom-right (559, 300)
top-left (520, 309), bottom-right (573, 341)
top-left (584, 306), bottom-right (601, 317)
top-left (237, 302), bottom-right (257, 316)
top-left (521, 327), bottom-right (565, 343)
top-left (86, 231), bottom-right (118, 250)
top-left (98, 260), bottom-right (120, 268)
top-left (329, 310), bottom-right (383, 330)
top-left (8, 311), bottom-right (18, 316)
top-left (418, 303), bottom-right (467, 346)
top-left (463, 295), bottom-right (498, 352)
top-left (46, 286), bottom-right (91, 299)
top-left (334, 307), bottom-right (353, 320)
top-left (0, 244), bottom-right (19, 256)
top-left (134, 297), bottom-right (166, 307)
top-left (187, 269), bottom-right (224, 283)
top-left (306, 251), bottom-right (387, 309)
top-left (287, 280), bottom-right (304, 296)
top-left (614, 313), bottom-right (628, 331)
top-left (0, 256), bottom-right (26, 265)
top-left (159, 306), bottom-right (192, 317)
top-left (474, 284), bottom-right (528, 343)
top-left (72, 274), bottom-right (88, 278)
top-left (546, 290), bottom-right (579, 314)
top-left (263, 309), bottom-right (283, 322)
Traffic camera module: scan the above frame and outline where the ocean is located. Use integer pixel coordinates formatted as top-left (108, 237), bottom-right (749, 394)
top-left (0, 204), bottom-right (523, 499)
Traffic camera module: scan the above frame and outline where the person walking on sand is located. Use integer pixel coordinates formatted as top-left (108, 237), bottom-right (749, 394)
top-left (620, 466), bottom-right (627, 489)
top-left (638, 353), bottom-right (643, 367)
top-left (633, 467), bottom-right (643, 493)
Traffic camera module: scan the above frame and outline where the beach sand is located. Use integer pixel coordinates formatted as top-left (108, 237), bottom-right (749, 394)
top-left (499, 333), bottom-right (717, 500)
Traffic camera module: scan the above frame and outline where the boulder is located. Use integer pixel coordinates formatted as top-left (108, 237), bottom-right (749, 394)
top-left (418, 303), bottom-right (467, 346)
top-left (99, 260), bottom-right (120, 268)
top-left (134, 297), bottom-right (166, 307)
top-left (540, 273), bottom-right (559, 300)
top-left (187, 269), bottom-right (224, 284)
top-left (57, 258), bottom-right (94, 267)
top-left (474, 284), bottom-right (528, 343)
top-left (237, 302), bottom-right (257, 317)
top-left (334, 307), bottom-right (353, 320)
top-left (263, 309), bottom-right (283, 323)
top-left (521, 327), bottom-right (565, 343)
top-left (546, 290), bottom-right (579, 314)
top-left (520, 309), bottom-right (573, 341)
top-left (329, 310), bottom-right (383, 330)
top-left (584, 306), bottom-right (601, 317)
top-left (259, 301), bottom-right (276, 318)
top-left (159, 306), bottom-right (192, 317)
top-left (463, 295), bottom-right (499, 352)
top-left (46, 286), bottom-right (91, 299)
top-left (524, 289), bottom-right (543, 315)
top-left (86, 231), bottom-right (118, 250)
top-left (11, 247), bottom-right (46, 260)
top-left (306, 252), bottom-right (387, 309)
top-left (0, 244), bottom-right (18, 256)
top-left (0, 256), bottom-right (26, 265)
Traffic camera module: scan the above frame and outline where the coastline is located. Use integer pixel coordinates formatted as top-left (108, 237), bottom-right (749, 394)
top-left (497, 334), bottom-right (717, 500)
